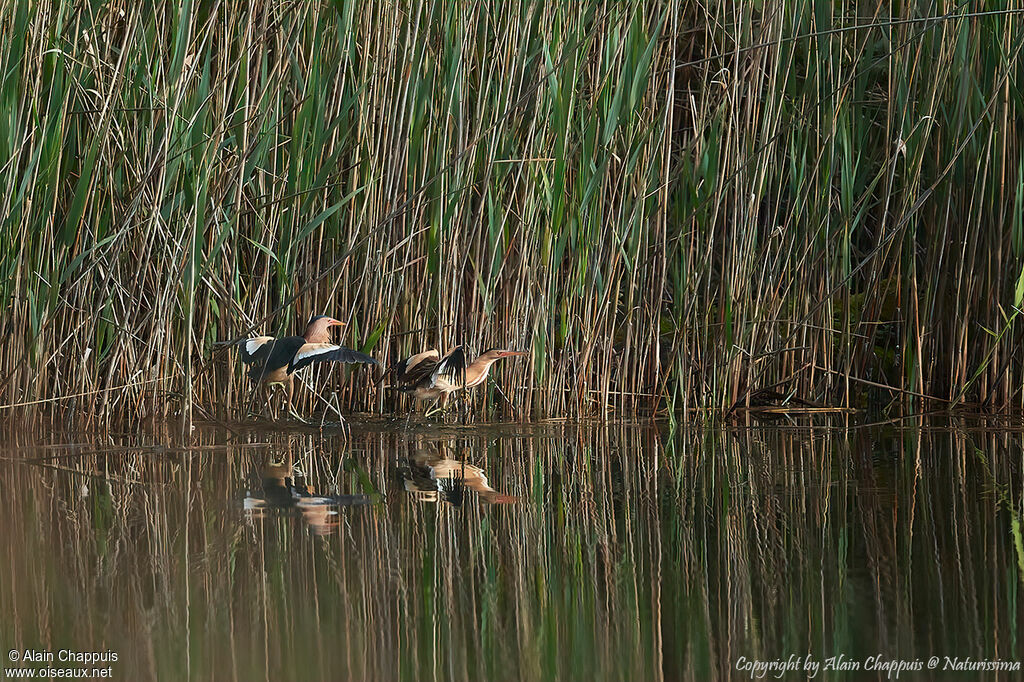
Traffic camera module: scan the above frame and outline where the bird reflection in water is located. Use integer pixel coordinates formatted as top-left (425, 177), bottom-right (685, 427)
top-left (244, 453), bottom-right (369, 535)
top-left (399, 438), bottom-right (516, 506)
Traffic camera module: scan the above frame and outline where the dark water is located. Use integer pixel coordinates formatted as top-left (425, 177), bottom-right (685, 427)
top-left (0, 418), bottom-right (1021, 681)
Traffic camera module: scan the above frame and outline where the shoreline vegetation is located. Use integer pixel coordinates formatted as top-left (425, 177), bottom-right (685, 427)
top-left (2, 1), bottom-right (1024, 422)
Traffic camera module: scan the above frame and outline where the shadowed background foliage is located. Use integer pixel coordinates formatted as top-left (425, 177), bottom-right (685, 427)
top-left (2, 0), bottom-right (1024, 421)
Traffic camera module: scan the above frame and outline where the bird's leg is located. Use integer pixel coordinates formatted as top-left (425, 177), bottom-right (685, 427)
top-left (286, 379), bottom-right (309, 423)
top-left (267, 384), bottom-right (281, 420)
top-left (424, 398), bottom-right (442, 419)
top-left (263, 388), bottom-right (274, 418)
top-left (425, 393), bottom-right (449, 419)
top-left (275, 384), bottom-right (287, 420)
top-left (251, 384), bottom-right (273, 419)
top-left (263, 383), bottom-right (280, 420)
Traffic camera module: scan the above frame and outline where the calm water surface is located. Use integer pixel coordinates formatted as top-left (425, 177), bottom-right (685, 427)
top-left (0, 418), bottom-right (1021, 681)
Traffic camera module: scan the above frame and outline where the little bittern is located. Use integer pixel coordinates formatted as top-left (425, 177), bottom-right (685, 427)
top-left (386, 346), bottom-right (525, 416)
top-left (238, 315), bottom-right (378, 419)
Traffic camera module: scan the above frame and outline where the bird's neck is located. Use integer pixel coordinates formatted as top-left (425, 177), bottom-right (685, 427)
top-left (304, 324), bottom-right (333, 343)
top-left (464, 358), bottom-right (498, 388)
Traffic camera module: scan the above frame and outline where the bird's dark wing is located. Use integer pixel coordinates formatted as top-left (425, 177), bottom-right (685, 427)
top-left (245, 336), bottom-right (306, 380)
top-left (396, 358), bottom-right (437, 390)
top-left (431, 346), bottom-right (467, 386)
top-left (288, 343), bottom-right (379, 373)
top-left (238, 336), bottom-right (276, 364)
top-left (387, 350), bottom-right (442, 388)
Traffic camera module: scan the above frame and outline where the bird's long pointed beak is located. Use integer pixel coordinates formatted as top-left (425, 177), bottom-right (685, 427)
top-left (330, 319), bottom-right (346, 327)
top-left (499, 350), bottom-right (528, 357)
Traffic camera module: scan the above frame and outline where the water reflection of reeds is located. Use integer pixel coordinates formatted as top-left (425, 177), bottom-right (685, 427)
top-left (0, 420), bottom-right (1020, 680)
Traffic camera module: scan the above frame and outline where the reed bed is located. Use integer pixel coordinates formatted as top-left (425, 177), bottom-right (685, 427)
top-left (2, 1), bottom-right (1024, 421)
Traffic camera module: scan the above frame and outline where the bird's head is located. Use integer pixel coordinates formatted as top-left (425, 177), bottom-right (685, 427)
top-left (305, 315), bottom-right (345, 342)
top-left (479, 348), bottom-right (527, 362)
